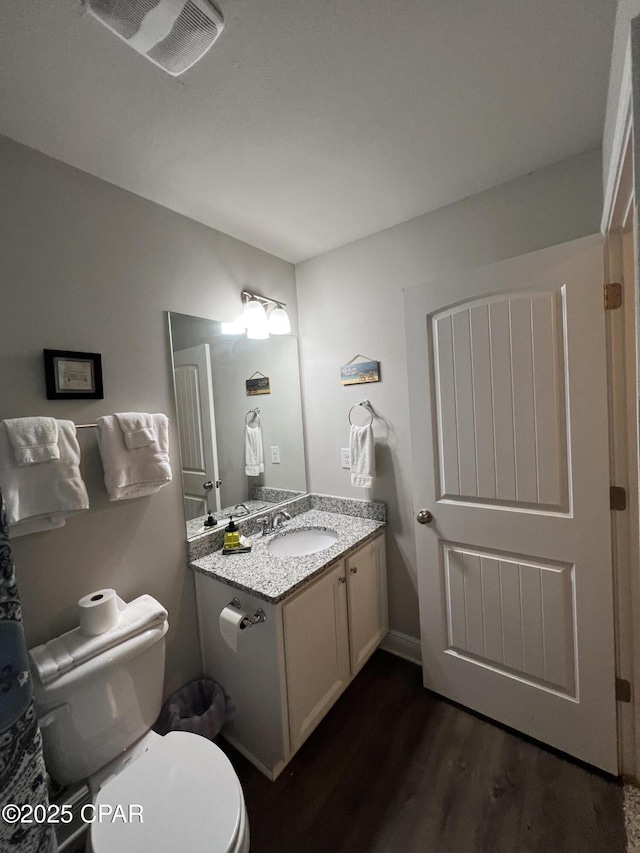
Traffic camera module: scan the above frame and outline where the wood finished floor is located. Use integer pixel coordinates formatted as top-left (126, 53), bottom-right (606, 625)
top-left (221, 651), bottom-right (626, 853)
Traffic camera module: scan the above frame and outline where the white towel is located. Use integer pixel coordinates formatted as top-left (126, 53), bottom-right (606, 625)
top-left (245, 424), bottom-right (264, 476)
top-left (3, 417), bottom-right (60, 464)
top-left (97, 413), bottom-right (172, 501)
top-left (350, 424), bottom-right (376, 488)
top-left (0, 420), bottom-right (89, 537)
top-left (114, 412), bottom-right (157, 449)
top-left (29, 594), bottom-right (168, 685)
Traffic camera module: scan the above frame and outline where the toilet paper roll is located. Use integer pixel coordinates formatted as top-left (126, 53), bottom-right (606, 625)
top-left (78, 588), bottom-right (120, 636)
top-left (219, 605), bottom-right (247, 653)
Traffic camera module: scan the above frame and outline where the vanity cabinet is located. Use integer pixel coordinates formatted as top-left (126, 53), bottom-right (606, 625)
top-left (194, 531), bottom-right (387, 779)
top-left (283, 533), bottom-right (388, 753)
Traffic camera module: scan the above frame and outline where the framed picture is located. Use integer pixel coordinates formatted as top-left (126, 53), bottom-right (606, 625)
top-left (43, 349), bottom-right (104, 400)
top-left (340, 359), bottom-right (380, 386)
top-left (245, 372), bottom-right (271, 396)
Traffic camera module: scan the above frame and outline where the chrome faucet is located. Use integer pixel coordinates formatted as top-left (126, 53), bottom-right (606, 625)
top-left (234, 503), bottom-right (250, 517)
top-left (258, 510), bottom-right (292, 536)
top-left (272, 510), bottom-right (291, 530)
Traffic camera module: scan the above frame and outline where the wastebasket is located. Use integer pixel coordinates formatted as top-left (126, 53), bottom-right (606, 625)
top-left (160, 679), bottom-right (234, 740)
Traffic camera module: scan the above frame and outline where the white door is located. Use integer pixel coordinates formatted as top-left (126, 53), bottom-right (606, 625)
top-left (404, 235), bottom-right (617, 773)
top-left (173, 344), bottom-right (221, 520)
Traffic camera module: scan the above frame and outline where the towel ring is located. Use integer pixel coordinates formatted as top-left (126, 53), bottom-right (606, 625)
top-left (348, 400), bottom-right (374, 427)
top-left (245, 408), bottom-right (261, 426)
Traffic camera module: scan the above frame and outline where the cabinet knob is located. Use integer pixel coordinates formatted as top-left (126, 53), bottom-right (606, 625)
top-left (350, 566), bottom-right (358, 574)
top-left (338, 576), bottom-right (346, 584)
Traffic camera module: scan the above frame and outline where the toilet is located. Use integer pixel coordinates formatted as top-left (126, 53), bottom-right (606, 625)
top-left (31, 618), bottom-right (249, 852)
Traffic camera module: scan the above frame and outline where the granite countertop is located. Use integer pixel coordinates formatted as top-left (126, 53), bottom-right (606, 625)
top-left (189, 509), bottom-right (385, 604)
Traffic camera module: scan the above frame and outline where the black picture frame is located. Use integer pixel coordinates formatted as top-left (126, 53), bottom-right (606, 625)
top-left (43, 349), bottom-right (104, 400)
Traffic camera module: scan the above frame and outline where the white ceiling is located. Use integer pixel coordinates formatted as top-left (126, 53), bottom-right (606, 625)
top-left (0, 0), bottom-right (617, 263)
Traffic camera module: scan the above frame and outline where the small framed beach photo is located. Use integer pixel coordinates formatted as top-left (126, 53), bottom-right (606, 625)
top-left (43, 349), bottom-right (104, 400)
top-left (340, 359), bottom-right (380, 386)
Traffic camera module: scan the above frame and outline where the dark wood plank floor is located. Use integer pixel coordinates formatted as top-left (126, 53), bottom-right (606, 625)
top-left (221, 651), bottom-right (626, 853)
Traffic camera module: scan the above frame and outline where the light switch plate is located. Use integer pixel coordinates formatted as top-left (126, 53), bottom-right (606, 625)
top-left (341, 448), bottom-right (351, 469)
top-left (270, 446), bottom-right (281, 464)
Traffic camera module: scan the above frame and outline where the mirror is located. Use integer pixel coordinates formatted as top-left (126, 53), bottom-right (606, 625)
top-left (168, 312), bottom-right (307, 538)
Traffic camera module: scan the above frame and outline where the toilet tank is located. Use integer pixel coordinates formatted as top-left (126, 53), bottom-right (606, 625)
top-left (31, 622), bottom-right (169, 786)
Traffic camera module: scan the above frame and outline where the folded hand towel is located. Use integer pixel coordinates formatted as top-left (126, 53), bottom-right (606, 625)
top-left (0, 420), bottom-right (89, 537)
top-left (97, 413), bottom-right (172, 501)
top-left (350, 423), bottom-right (376, 488)
top-left (4, 417), bottom-right (60, 464)
top-left (245, 424), bottom-right (264, 476)
top-left (114, 412), bottom-right (157, 449)
top-left (29, 594), bottom-right (168, 685)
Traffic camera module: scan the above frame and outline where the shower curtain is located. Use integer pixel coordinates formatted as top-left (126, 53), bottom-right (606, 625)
top-left (0, 485), bottom-right (55, 852)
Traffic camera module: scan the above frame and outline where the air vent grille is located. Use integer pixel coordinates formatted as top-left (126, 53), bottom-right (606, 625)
top-left (87, 0), bottom-right (162, 40)
top-left (147, 1), bottom-right (219, 75)
top-left (84, 0), bottom-right (224, 76)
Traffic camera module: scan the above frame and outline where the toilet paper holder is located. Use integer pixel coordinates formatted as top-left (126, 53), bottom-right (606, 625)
top-left (229, 597), bottom-right (266, 630)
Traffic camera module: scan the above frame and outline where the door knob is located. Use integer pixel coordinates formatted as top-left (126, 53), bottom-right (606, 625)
top-left (416, 509), bottom-right (433, 525)
top-left (203, 481), bottom-right (213, 491)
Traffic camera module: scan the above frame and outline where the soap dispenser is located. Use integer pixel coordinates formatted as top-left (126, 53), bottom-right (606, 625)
top-left (224, 516), bottom-right (241, 550)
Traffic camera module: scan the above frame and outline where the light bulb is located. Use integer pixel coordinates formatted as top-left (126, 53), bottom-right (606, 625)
top-left (268, 306), bottom-right (291, 335)
top-left (242, 298), bottom-right (267, 329)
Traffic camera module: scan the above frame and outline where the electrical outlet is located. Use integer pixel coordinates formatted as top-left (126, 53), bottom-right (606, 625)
top-left (270, 446), bottom-right (281, 464)
top-left (341, 448), bottom-right (351, 469)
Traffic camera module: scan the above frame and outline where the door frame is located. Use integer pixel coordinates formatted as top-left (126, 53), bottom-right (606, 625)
top-left (602, 64), bottom-right (639, 779)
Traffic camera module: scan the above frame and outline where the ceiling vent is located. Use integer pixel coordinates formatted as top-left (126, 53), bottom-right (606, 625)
top-left (84, 0), bottom-right (224, 76)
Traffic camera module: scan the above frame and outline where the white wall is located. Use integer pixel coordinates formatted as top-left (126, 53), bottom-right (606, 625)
top-left (296, 148), bottom-right (603, 638)
top-left (0, 135), bottom-right (297, 697)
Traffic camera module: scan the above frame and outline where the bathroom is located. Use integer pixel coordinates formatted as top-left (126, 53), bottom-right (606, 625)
top-left (1, 1), bottom-right (639, 851)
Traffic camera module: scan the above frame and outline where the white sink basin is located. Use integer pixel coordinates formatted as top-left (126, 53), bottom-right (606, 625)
top-left (267, 528), bottom-right (338, 557)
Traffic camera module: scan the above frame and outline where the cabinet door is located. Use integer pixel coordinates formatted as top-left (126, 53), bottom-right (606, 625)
top-left (283, 561), bottom-right (350, 753)
top-left (346, 534), bottom-right (388, 676)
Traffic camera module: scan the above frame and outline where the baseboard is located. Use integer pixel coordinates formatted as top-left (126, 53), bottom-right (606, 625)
top-left (380, 630), bottom-right (422, 666)
top-left (221, 732), bottom-right (286, 781)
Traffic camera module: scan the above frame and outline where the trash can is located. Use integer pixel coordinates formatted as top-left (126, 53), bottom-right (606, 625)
top-left (160, 679), bottom-right (234, 741)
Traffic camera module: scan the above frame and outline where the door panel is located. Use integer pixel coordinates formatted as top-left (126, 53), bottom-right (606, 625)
top-left (405, 235), bottom-right (617, 773)
top-left (442, 544), bottom-right (576, 696)
top-left (432, 291), bottom-right (568, 510)
top-left (174, 344), bottom-right (221, 519)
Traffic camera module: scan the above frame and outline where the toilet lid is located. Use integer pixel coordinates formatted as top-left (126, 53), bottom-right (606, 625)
top-left (91, 731), bottom-right (243, 853)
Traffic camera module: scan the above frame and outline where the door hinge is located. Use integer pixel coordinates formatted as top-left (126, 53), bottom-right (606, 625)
top-left (616, 677), bottom-right (632, 703)
top-left (604, 282), bottom-right (623, 310)
top-left (610, 486), bottom-right (627, 511)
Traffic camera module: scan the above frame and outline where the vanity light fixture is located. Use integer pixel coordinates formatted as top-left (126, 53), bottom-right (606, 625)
top-left (241, 291), bottom-right (291, 338)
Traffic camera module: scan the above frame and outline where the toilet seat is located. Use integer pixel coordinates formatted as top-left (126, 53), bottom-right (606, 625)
top-left (90, 731), bottom-right (247, 853)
